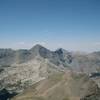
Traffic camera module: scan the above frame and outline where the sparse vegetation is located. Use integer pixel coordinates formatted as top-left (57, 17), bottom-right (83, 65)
top-left (0, 45), bottom-right (100, 100)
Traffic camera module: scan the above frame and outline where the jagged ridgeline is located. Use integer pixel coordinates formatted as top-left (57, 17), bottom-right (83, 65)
top-left (0, 44), bottom-right (100, 72)
top-left (0, 44), bottom-right (100, 100)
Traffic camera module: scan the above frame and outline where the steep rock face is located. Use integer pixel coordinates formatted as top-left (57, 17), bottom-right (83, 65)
top-left (12, 72), bottom-right (100, 100)
top-left (54, 48), bottom-right (73, 66)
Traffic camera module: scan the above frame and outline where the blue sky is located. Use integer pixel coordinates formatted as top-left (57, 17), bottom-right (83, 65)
top-left (0, 0), bottom-right (100, 52)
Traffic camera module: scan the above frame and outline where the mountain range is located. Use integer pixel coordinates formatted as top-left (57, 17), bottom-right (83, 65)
top-left (0, 44), bottom-right (100, 100)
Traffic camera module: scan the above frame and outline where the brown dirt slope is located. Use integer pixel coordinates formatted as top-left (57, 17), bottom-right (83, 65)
top-left (12, 72), bottom-right (100, 100)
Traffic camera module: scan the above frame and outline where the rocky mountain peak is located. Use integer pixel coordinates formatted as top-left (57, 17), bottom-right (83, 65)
top-left (30, 44), bottom-right (44, 50)
top-left (30, 44), bottom-right (52, 58)
top-left (55, 48), bottom-right (70, 55)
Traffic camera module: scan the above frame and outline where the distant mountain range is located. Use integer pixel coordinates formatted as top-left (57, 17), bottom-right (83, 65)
top-left (0, 44), bottom-right (100, 73)
top-left (0, 44), bottom-right (100, 100)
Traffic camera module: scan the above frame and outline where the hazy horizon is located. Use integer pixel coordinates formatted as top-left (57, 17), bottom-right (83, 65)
top-left (0, 0), bottom-right (100, 52)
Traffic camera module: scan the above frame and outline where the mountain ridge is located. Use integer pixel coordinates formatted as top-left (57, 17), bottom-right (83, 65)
top-left (0, 44), bottom-right (100, 100)
top-left (0, 44), bottom-right (100, 72)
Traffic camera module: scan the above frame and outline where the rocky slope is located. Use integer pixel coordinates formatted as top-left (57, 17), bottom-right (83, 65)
top-left (0, 44), bottom-right (100, 100)
top-left (12, 72), bottom-right (100, 100)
